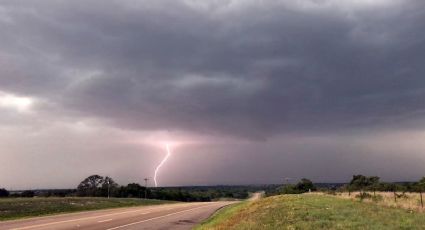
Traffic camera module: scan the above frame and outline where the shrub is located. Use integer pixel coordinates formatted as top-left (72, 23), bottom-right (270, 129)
top-left (356, 192), bottom-right (373, 201)
top-left (280, 178), bottom-right (316, 194)
top-left (280, 185), bottom-right (302, 194)
top-left (372, 194), bottom-right (383, 202)
top-left (21, 190), bottom-right (35, 197)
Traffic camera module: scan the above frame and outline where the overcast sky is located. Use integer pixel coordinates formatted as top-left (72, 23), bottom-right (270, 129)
top-left (1, 0), bottom-right (425, 189)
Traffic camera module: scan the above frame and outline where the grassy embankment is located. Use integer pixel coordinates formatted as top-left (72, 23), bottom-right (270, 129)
top-left (196, 194), bottom-right (425, 230)
top-left (0, 197), bottom-right (176, 221)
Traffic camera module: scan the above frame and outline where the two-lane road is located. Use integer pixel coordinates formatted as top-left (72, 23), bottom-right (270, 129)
top-left (0, 201), bottom-right (236, 230)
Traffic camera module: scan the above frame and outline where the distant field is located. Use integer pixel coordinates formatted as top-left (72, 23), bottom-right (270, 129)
top-left (0, 197), bottom-right (176, 221)
top-left (196, 194), bottom-right (425, 230)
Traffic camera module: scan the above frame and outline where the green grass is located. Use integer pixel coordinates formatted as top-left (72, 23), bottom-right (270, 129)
top-left (0, 197), bottom-right (176, 221)
top-left (195, 202), bottom-right (248, 229)
top-left (196, 194), bottom-right (425, 230)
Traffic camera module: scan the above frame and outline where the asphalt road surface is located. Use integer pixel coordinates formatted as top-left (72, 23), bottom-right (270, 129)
top-left (0, 201), bottom-right (235, 230)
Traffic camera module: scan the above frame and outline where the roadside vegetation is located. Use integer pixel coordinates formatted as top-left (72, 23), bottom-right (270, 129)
top-left (336, 192), bottom-right (425, 212)
top-left (0, 197), bottom-right (174, 221)
top-left (322, 175), bottom-right (425, 212)
top-left (197, 176), bottom-right (425, 229)
top-left (264, 175), bottom-right (425, 211)
top-left (195, 202), bottom-right (250, 230)
top-left (196, 194), bottom-right (425, 230)
top-left (5, 177), bottom-right (424, 228)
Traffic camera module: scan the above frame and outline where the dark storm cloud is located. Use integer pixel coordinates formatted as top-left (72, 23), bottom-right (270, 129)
top-left (1, 0), bottom-right (425, 138)
top-left (2, 0), bottom-right (425, 188)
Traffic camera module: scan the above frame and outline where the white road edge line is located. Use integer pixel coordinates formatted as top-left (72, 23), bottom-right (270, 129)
top-left (98, 219), bottom-right (113, 223)
top-left (9, 204), bottom-right (200, 230)
top-left (9, 210), bottom-right (146, 230)
top-left (106, 203), bottom-right (218, 230)
top-left (4, 204), bottom-right (172, 223)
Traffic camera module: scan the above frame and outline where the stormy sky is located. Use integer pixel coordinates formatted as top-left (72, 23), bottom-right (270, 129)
top-left (1, 0), bottom-right (425, 189)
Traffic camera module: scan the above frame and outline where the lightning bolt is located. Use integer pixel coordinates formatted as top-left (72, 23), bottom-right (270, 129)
top-left (154, 143), bottom-right (171, 187)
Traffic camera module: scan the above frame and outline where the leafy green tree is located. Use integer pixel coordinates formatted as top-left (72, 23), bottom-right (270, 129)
top-left (414, 177), bottom-right (425, 208)
top-left (295, 178), bottom-right (316, 193)
top-left (0, 188), bottom-right (9, 197)
top-left (376, 182), bottom-right (392, 192)
top-left (280, 178), bottom-right (316, 194)
top-left (349, 175), bottom-right (380, 192)
top-left (280, 185), bottom-right (300, 194)
top-left (386, 183), bottom-right (407, 203)
top-left (349, 175), bottom-right (369, 192)
top-left (349, 175), bottom-right (381, 200)
top-left (100, 177), bottom-right (119, 197)
top-left (77, 175), bottom-right (104, 197)
top-left (368, 176), bottom-right (380, 196)
top-left (121, 183), bottom-right (146, 198)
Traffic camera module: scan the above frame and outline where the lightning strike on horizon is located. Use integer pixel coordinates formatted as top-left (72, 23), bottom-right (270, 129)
top-left (153, 143), bottom-right (172, 187)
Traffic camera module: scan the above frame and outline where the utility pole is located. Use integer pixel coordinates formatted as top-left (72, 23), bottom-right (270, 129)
top-left (107, 178), bottom-right (110, 199)
top-left (144, 178), bottom-right (149, 199)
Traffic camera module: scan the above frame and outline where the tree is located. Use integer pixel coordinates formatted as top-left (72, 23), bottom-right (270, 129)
top-left (414, 177), bottom-right (425, 208)
top-left (21, 190), bottom-right (35, 197)
top-left (368, 176), bottom-right (380, 196)
top-left (77, 175), bottom-right (104, 197)
top-left (349, 175), bottom-right (369, 192)
top-left (280, 178), bottom-right (316, 194)
top-left (280, 185), bottom-right (299, 194)
top-left (349, 175), bottom-right (380, 193)
top-left (349, 175), bottom-right (381, 200)
top-left (294, 178), bottom-right (316, 193)
top-left (121, 183), bottom-right (146, 198)
top-left (0, 188), bottom-right (9, 197)
top-left (100, 177), bottom-right (119, 198)
top-left (386, 183), bottom-right (407, 203)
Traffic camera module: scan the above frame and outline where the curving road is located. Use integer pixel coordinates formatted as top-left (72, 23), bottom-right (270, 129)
top-left (0, 201), bottom-right (235, 230)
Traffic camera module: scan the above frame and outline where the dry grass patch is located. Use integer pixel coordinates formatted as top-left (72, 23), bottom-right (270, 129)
top-left (333, 192), bottom-right (424, 212)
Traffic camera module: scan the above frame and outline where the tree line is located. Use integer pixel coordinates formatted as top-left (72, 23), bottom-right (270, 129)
top-left (4, 174), bottom-right (425, 203)
top-left (342, 175), bottom-right (425, 207)
top-left (0, 175), bottom-right (260, 201)
top-left (275, 175), bottom-right (425, 208)
top-left (74, 175), bottom-right (255, 201)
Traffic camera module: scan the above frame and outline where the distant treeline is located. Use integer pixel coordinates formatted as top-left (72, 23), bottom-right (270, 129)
top-left (269, 175), bottom-right (425, 201)
top-left (4, 174), bottom-right (423, 202)
top-left (0, 175), bottom-right (278, 202)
